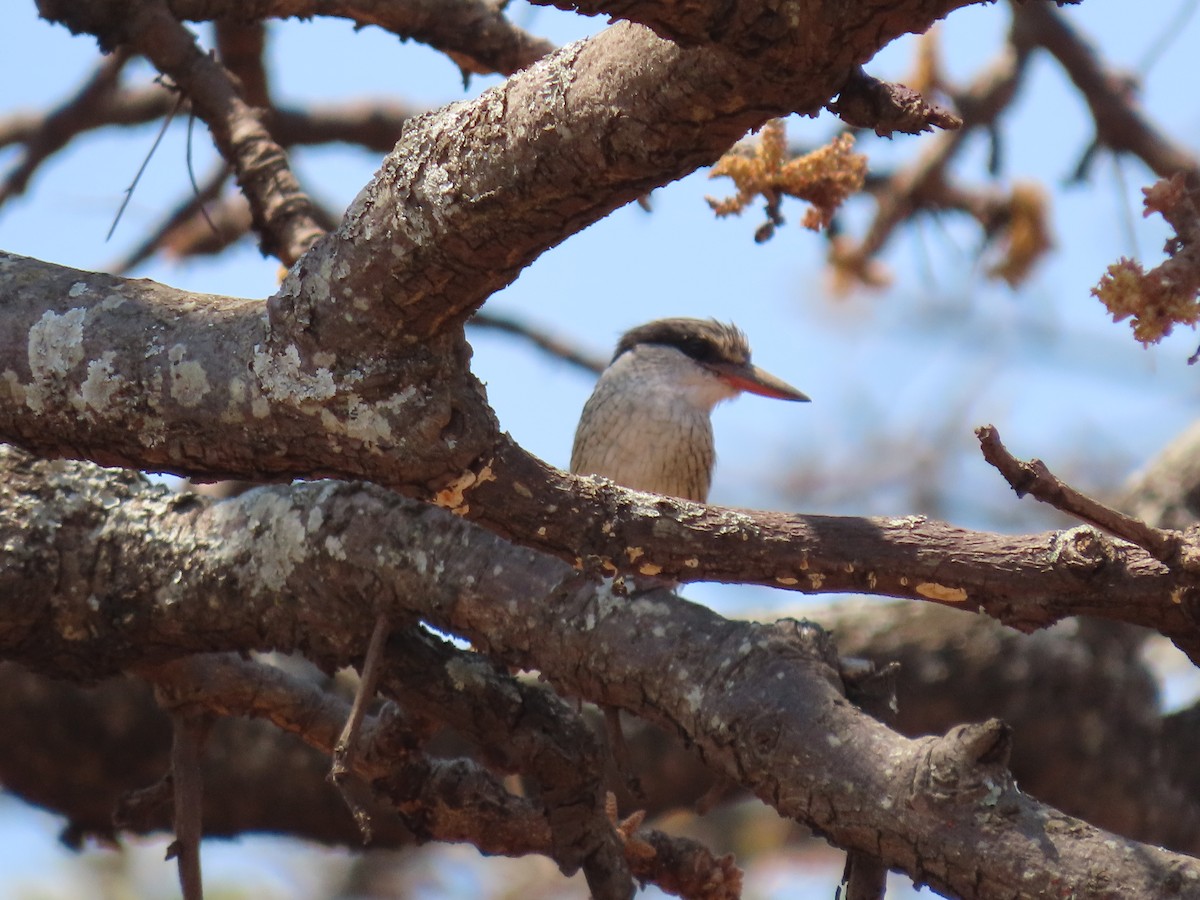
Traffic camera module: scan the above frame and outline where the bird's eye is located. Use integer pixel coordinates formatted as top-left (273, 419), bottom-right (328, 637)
top-left (681, 338), bottom-right (720, 363)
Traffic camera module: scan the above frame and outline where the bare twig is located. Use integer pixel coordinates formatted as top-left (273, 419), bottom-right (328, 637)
top-left (108, 89), bottom-right (184, 242)
top-left (46, 0), bottom-right (327, 264)
top-left (603, 706), bottom-right (643, 800)
top-left (186, 0), bottom-right (557, 78)
top-left (330, 612), bottom-right (391, 844)
top-left (214, 19), bottom-right (270, 109)
top-left (830, 29), bottom-right (1032, 289)
top-left (112, 164), bottom-right (232, 272)
top-left (1012, 0), bottom-right (1199, 183)
top-left (166, 708), bottom-right (212, 900)
top-left (977, 424), bottom-right (1200, 572)
top-left (469, 311), bottom-right (607, 375)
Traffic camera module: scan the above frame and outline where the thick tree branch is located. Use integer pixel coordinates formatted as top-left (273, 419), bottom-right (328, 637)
top-left (266, 1), bottom-right (973, 350)
top-left (4, 0), bottom-right (979, 520)
top-left (1, 252), bottom-right (1198, 661)
top-left (0, 251), bottom-right (496, 489)
top-left (822, 600), bottom-right (1200, 854)
top-left (142, 653), bottom-right (637, 893)
top-left (5, 448), bottom-right (1200, 898)
top-left (459, 436), bottom-right (1200, 660)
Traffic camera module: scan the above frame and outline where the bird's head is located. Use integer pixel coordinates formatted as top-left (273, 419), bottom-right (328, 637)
top-left (611, 317), bottom-right (810, 410)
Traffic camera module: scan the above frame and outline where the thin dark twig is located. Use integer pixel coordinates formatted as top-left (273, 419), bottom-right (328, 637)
top-left (167, 708), bottom-right (212, 900)
top-left (330, 612), bottom-right (391, 843)
top-left (604, 706), bottom-right (644, 800)
top-left (108, 90), bottom-right (184, 241)
top-left (1112, 153), bottom-right (1140, 259)
top-left (0, 51), bottom-right (129, 205)
top-left (1137, 0), bottom-right (1200, 75)
top-left (186, 110), bottom-right (219, 238)
top-left (469, 312), bottom-right (606, 375)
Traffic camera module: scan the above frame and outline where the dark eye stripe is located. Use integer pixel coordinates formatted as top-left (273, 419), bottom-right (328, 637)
top-left (611, 318), bottom-right (750, 366)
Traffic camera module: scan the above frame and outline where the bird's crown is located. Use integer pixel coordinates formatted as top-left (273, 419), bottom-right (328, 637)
top-left (612, 318), bottom-right (751, 367)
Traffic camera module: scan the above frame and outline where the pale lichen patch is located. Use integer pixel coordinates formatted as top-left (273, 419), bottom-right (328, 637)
top-left (252, 343), bottom-right (337, 405)
top-left (213, 492), bottom-right (308, 594)
top-left (775, 575), bottom-right (799, 586)
top-left (1, 370), bottom-right (26, 405)
top-left (80, 352), bottom-right (121, 413)
top-left (638, 562), bottom-right (663, 576)
top-left (26, 307), bottom-right (86, 413)
top-left (228, 377), bottom-right (246, 404)
top-left (168, 344), bottom-right (211, 407)
top-left (340, 393), bottom-right (394, 447)
top-left (324, 534), bottom-right (346, 560)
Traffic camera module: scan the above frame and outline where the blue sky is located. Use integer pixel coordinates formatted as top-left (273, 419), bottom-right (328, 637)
top-left (3, 0), bottom-right (1200, 896)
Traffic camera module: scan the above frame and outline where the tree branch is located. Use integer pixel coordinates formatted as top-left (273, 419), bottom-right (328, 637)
top-left (1012, 0), bottom-right (1200, 183)
top-left (5, 447), bottom-right (1200, 898)
top-left (979, 424), bottom-right (1200, 572)
top-left (170, 0), bottom-right (557, 77)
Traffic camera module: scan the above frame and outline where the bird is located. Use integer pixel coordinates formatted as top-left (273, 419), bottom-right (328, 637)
top-left (571, 318), bottom-right (809, 502)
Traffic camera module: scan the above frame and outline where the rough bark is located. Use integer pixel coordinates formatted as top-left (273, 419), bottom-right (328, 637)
top-left (4, 447), bottom-right (1200, 898)
top-left (7, 0), bottom-right (1200, 897)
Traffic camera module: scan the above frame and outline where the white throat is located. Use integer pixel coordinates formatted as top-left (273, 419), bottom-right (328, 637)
top-left (569, 345), bottom-right (737, 502)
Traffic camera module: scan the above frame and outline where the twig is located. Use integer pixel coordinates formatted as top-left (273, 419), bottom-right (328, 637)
top-left (68, 0), bottom-right (327, 264)
top-left (977, 424), bottom-right (1200, 571)
top-left (166, 708), bottom-right (212, 900)
top-left (108, 89), bottom-right (184, 242)
top-left (1137, 0), bottom-right (1200, 76)
top-left (830, 31), bottom-right (1030, 287)
top-left (330, 612), bottom-right (391, 844)
top-left (469, 311), bottom-right (607, 375)
top-left (1012, 0), bottom-right (1199, 182)
top-left (603, 706), bottom-right (644, 800)
top-left (112, 164), bottom-right (232, 273)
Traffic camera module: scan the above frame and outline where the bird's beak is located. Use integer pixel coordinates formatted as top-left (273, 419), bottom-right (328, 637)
top-left (710, 362), bottom-right (810, 402)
